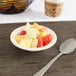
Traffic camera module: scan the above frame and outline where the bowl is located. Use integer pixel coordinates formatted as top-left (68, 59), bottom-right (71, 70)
top-left (10, 25), bottom-right (57, 52)
top-left (0, 0), bottom-right (33, 14)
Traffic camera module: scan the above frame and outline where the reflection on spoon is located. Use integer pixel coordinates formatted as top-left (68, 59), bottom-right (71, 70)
top-left (34, 38), bottom-right (76, 76)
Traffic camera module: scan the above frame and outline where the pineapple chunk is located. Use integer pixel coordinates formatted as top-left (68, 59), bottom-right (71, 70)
top-left (19, 38), bottom-right (33, 48)
top-left (24, 23), bottom-right (31, 30)
top-left (32, 23), bottom-right (41, 30)
top-left (30, 28), bottom-right (39, 35)
top-left (39, 31), bottom-right (47, 38)
top-left (15, 35), bottom-right (25, 43)
top-left (31, 38), bottom-right (38, 48)
top-left (25, 28), bottom-right (39, 38)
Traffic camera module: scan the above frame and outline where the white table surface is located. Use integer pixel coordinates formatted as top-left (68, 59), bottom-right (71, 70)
top-left (0, 0), bottom-right (76, 24)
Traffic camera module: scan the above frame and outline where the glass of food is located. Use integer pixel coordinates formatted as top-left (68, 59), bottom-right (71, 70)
top-left (0, 0), bottom-right (33, 14)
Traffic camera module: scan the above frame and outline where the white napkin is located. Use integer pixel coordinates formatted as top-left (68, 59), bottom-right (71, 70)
top-left (0, 0), bottom-right (76, 24)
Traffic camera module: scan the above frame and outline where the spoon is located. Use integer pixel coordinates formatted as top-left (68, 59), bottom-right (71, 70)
top-left (33, 38), bottom-right (76, 76)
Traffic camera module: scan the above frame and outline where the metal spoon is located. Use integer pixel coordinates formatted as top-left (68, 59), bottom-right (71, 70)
top-left (34, 38), bottom-right (76, 76)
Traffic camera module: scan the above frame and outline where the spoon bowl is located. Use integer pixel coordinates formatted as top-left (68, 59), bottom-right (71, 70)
top-left (60, 39), bottom-right (76, 54)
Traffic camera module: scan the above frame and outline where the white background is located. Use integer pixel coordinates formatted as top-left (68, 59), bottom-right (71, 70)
top-left (0, 0), bottom-right (76, 24)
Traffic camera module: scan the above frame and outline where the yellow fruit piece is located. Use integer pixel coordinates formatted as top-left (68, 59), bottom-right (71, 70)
top-left (15, 35), bottom-right (25, 43)
top-left (25, 28), bottom-right (39, 38)
top-left (24, 23), bottom-right (31, 30)
top-left (32, 23), bottom-right (41, 30)
top-left (31, 38), bottom-right (38, 48)
top-left (39, 31), bottom-right (47, 38)
top-left (19, 38), bottom-right (33, 48)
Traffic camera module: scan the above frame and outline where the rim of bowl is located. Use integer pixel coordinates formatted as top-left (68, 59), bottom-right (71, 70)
top-left (10, 25), bottom-right (57, 52)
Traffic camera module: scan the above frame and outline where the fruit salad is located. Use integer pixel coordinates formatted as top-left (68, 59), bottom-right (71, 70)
top-left (15, 23), bottom-right (53, 48)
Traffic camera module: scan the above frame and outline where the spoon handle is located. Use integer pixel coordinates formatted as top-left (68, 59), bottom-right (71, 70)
top-left (33, 53), bottom-right (63, 76)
